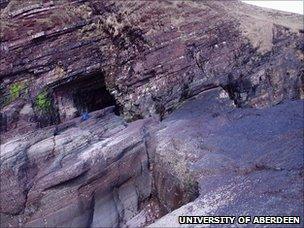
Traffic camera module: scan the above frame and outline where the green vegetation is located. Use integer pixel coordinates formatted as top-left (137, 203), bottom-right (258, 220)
top-left (9, 83), bottom-right (23, 100)
top-left (35, 92), bottom-right (51, 111)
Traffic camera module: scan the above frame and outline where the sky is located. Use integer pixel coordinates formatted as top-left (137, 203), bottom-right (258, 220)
top-left (242, 1), bottom-right (304, 14)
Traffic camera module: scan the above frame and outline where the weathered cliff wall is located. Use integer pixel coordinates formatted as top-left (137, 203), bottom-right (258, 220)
top-left (0, 1), bottom-right (303, 227)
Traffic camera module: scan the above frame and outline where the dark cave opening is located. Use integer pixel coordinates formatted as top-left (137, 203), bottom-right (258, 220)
top-left (54, 73), bottom-right (119, 122)
top-left (72, 80), bottom-right (117, 114)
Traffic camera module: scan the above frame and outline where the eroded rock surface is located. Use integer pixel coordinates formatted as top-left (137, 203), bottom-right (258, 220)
top-left (1, 88), bottom-right (303, 227)
top-left (0, 107), bottom-right (159, 227)
top-left (0, 0), bottom-right (303, 227)
top-left (151, 88), bottom-right (304, 227)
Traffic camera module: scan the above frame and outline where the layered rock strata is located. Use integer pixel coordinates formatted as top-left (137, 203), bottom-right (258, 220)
top-left (0, 1), bottom-right (303, 227)
top-left (0, 107), bottom-right (158, 227)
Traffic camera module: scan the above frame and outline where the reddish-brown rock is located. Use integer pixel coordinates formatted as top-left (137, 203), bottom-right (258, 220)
top-left (1, 0), bottom-right (303, 137)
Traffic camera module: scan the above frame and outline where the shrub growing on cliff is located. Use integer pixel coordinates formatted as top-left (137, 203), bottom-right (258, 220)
top-left (9, 83), bottom-right (23, 100)
top-left (35, 92), bottom-right (51, 111)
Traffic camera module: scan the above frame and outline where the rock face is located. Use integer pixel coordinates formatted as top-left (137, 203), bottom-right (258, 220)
top-left (1, 88), bottom-right (303, 227)
top-left (0, 107), bottom-right (159, 227)
top-left (151, 88), bottom-right (304, 227)
top-left (0, 0), bottom-right (303, 227)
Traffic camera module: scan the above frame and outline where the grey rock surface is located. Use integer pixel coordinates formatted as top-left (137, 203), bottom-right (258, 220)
top-left (0, 107), bottom-right (158, 227)
top-left (0, 88), bottom-right (303, 227)
top-left (150, 88), bottom-right (304, 227)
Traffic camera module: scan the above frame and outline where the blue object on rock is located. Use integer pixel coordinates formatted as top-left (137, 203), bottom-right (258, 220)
top-left (81, 112), bottom-right (90, 121)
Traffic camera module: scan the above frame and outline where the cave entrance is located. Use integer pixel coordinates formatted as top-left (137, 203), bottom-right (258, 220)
top-left (72, 78), bottom-right (116, 114)
top-left (54, 73), bottom-right (119, 122)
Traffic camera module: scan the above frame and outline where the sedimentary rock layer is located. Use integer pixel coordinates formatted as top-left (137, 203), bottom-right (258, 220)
top-left (0, 107), bottom-right (159, 227)
top-left (0, 1), bottom-right (303, 227)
